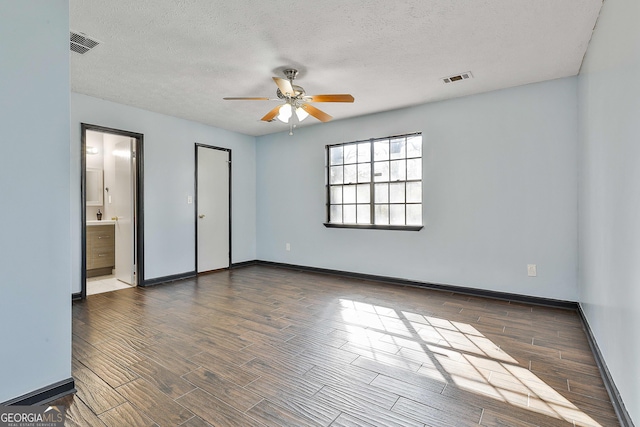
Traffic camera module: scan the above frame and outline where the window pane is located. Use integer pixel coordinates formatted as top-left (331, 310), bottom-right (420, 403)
top-left (356, 184), bottom-right (370, 203)
top-left (407, 135), bottom-right (422, 158)
top-left (357, 204), bottom-right (371, 224)
top-left (375, 183), bottom-right (389, 203)
top-left (390, 138), bottom-right (406, 159)
top-left (358, 163), bottom-right (371, 183)
top-left (330, 166), bottom-right (343, 184)
top-left (326, 133), bottom-right (421, 229)
top-left (390, 204), bottom-right (405, 225)
top-left (407, 158), bottom-right (421, 180)
top-left (374, 161), bottom-right (389, 182)
top-left (330, 205), bottom-right (342, 223)
top-left (344, 164), bottom-right (357, 184)
top-left (330, 186), bottom-right (342, 204)
top-left (374, 140), bottom-right (389, 161)
top-left (343, 185), bottom-right (356, 204)
top-left (389, 182), bottom-right (405, 203)
top-left (390, 160), bottom-right (406, 181)
top-left (330, 146), bottom-right (343, 165)
top-left (406, 204), bottom-right (422, 225)
top-left (344, 144), bottom-right (357, 164)
top-left (358, 142), bottom-right (371, 163)
top-left (343, 205), bottom-right (356, 223)
top-left (374, 205), bottom-right (389, 225)
top-left (406, 182), bottom-right (421, 203)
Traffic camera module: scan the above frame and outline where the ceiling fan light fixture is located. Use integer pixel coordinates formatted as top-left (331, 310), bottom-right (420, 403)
top-left (295, 107), bottom-right (309, 122)
top-left (276, 103), bottom-right (292, 123)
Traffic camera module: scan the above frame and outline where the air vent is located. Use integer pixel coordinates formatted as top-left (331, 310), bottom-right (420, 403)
top-left (70, 31), bottom-right (100, 54)
top-left (442, 71), bottom-right (473, 84)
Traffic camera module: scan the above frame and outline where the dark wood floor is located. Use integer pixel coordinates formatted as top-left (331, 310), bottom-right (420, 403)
top-left (54, 265), bottom-right (619, 426)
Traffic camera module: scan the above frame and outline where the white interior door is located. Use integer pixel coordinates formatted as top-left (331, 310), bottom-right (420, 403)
top-left (114, 138), bottom-right (135, 285)
top-left (197, 146), bottom-right (230, 272)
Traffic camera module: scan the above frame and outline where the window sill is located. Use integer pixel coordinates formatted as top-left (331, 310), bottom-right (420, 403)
top-left (323, 223), bottom-right (423, 231)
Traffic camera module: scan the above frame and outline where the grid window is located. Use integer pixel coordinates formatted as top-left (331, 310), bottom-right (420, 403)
top-left (326, 133), bottom-right (423, 230)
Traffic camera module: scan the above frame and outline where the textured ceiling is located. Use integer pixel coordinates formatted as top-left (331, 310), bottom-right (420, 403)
top-left (70, 0), bottom-right (602, 136)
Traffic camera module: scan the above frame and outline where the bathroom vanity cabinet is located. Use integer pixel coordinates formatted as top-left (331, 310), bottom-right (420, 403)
top-left (86, 223), bottom-right (115, 277)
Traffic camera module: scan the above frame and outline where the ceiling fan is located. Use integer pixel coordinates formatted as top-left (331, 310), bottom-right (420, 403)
top-left (223, 68), bottom-right (354, 135)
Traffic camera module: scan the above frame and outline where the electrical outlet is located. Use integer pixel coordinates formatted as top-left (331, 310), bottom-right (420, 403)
top-left (187, 196), bottom-right (193, 204)
top-left (527, 264), bottom-right (537, 277)
top-left (286, 243), bottom-right (291, 251)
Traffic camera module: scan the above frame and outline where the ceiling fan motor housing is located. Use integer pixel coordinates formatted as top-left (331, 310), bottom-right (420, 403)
top-left (276, 85), bottom-right (305, 99)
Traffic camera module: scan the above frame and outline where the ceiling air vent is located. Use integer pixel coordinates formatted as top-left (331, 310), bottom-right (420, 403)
top-left (70, 31), bottom-right (100, 54)
top-left (442, 71), bottom-right (473, 84)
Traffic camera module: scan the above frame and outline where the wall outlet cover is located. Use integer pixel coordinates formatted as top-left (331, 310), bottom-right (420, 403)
top-left (527, 264), bottom-right (537, 277)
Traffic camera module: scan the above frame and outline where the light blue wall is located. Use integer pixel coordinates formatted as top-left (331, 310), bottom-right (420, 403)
top-left (70, 94), bottom-right (257, 293)
top-left (578, 0), bottom-right (640, 422)
top-left (256, 78), bottom-right (579, 301)
top-left (0, 2), bottom-right (71, 402)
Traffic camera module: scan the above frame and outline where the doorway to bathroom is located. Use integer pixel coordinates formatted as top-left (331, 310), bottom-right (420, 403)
top-left (81, 123), bottom-right (144, 298)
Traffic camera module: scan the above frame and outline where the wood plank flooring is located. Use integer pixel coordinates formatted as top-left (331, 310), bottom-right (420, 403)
top-left (53, 265), bottom-right (620, 426)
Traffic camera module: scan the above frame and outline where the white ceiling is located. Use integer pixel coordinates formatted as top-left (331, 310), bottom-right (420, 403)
top-left (70, 0), bottom-right (602, 137)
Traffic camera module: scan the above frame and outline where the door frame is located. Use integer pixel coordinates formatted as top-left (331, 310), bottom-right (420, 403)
top-left (194, 143), bottom-right (232, 273)
top-left (80, 123), bottom-right (145, 299)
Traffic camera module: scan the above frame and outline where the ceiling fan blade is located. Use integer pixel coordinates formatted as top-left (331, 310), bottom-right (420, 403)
top-left (223, 97), bottom-right (271, 100)
top-left (261, 105), bottom-right (282, 122)
top-left (301, 104), bottom-right (333, 122)
top-left (273, 77), bottom-right (295, 97)
top-left (305, 94), bottom-right (354, 103)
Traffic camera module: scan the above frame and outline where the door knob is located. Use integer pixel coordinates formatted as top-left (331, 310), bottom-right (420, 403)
top-left (199, 214), bottom-right (205, 218)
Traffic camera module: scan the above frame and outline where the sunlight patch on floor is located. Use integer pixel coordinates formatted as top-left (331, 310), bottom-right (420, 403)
top-left (338, 298), bottom-right (603, 427)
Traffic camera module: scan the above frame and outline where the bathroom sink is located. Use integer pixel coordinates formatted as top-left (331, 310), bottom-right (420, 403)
top-left (87, 220), bottom-right (116, 225)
